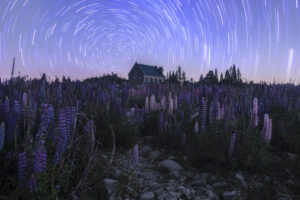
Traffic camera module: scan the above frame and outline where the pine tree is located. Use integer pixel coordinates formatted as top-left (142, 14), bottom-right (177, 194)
top-left (232, 65), bottom-right (237, 83)
top-left (199, 75), bottom-right (204, 82)
top-left (214, 68), bottom-right (218, 82)
top-left (237, 68), bottom-right (241, 83)
top-left (176, 66), bottom-right (182, 84)
top-left (220, 73), bottom-right (223, 82)
top-left (182, 71), bottom-right (186, 82)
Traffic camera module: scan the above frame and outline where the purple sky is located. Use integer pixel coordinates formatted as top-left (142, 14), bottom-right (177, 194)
top-left (0, 0), bottom-right (299, 83)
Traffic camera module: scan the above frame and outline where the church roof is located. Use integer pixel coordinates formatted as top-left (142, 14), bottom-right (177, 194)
top-left (135, 63), bottom-right (164, 77)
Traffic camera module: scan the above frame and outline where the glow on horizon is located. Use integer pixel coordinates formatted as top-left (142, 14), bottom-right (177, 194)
top-left (0, 0), bottom-right (299, 83)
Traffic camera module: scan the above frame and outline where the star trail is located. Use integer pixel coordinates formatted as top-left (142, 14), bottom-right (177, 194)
top-left (0, 0), bottom-right (299, 82)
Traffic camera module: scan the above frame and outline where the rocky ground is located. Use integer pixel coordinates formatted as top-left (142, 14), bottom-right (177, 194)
top-left (99, 137), bottom-right (299, 200)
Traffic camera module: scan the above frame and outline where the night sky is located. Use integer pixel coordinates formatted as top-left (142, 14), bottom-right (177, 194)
top-left (0, 0), bottom-right (299, 83)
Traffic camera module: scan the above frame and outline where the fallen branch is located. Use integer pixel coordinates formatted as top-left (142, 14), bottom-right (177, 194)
top-left (109, 124), bottom-right (116, 167)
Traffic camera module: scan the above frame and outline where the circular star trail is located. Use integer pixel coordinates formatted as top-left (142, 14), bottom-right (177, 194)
top-left (0, 0), bottom-right (299, 82)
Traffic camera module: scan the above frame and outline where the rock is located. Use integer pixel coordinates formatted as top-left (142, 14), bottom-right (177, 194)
top-left (178, 186), bottom-right (191, 197)
top-left (103, 179), bottom-right (118, 197)
top-left (196, 186), bottom-right (219, 200)
top-left (141, 145), bottom-right (152, 156)
top-left (235, 172), bottom-right (247, 187)
top-left (286, 152), bottom-right (297, 161)
top-left (168, 156), bottom-right (177, 160)
top-left (223, 191), bottom-right (237, 200)
top-left (212, 181), bottom-right (227, 188)
top-left (140, 192), bottom-right (155, 200)
top-left (169, 170), bottom-right (180, 179)
top-left (190, 173), bottom-right (208, 186)
top-left (114, 169), bottom-right (122, 178)
top-left (156, 191), bottom-right (176, 200)
top-left (158, 159), bottom-right (183, 172)
top-left (149, 150), bottom-right (161, 160)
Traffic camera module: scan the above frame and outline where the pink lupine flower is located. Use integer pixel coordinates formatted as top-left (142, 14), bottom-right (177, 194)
top-left (130, 107), bottom-right (135, 117)
top-left (174, 95), bottom-right (178, 110)
top-left (168, 97), bottom-right (173, 114)
top-left (145, 96), bottom-right (149, 113)
top-left (131, 144), bottom-right (139, 167)
top-left (262, 114), bottom-right (272, 143)
top-left (150, 95), bottom-right (156, 112)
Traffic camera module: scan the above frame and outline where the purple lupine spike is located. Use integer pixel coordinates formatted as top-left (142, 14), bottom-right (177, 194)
top-left (253, 97), bottom-right (259, 127)
top-left (13, 100), bottom-right (22, 121)
top-left (159, 111), bottom-right (164, 132)
top-left (22, 92), bottom-right (27, 107)
top-left (228, 133), bottom-right (236, 158)
top-left (18, 152), bottom-right (28, 188)
top-left (131, 144), bottom-right (139, 167)
top-left (34, 147), bottom-right (47, 173)
top-left (28, 174), bottom-right (38, 192)
top-left (209, 103), bottom-right (214, 124)
top-left (201, 97), bottom-right (206, 133)
top-left (57, 83), bottom-right (62, 106)
top-left (0, 122), bottom-right (5, 150)
top-left (4, 97), bottom-right (9, 118)
top-left (54, 108), bottom-right (70, 164)
top-left (7, 114), bottom-right (16, 142)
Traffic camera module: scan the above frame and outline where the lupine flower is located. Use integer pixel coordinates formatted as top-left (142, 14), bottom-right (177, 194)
top-left (159, 111), bottom-right (164, 132)
top-left (216, 100), bottom-right (221, 120)
top-left (253, 97), bottom-right (258, 127)
top-left (130, 107), bottom-right (135, 117)
top-left (195, 120), bottom-right (199, 133)
top-left (209, 103), bottom-right (214, 124)
top-left (220, 104), bottom-right (225, 119)
top-left (161, 96), bottom-right (166, 111)
top-left (145, 96), bottom-right (149, 113)
top-left (150, 95), bottom-right (157, 112)
top-left (34, 147), bottom-right (47, 173)
top-left (4, 97), bottom-right (9, 117)
top-left (228, 133), bottom-right (236, 158)
top-left (28, 174), bottom-right (38, 192)
top-left (0, 123), bottom-right (5, 150)
top-left (168, 96), bottom-right (173, 114)
top-left (22, 92), bottom-right (27, 107)
top-left (174, 95), bottom-right (177, 110)
top-left (131, 144), bottom-right (139, 167)
top-left (18, 152), bottom-right (28, 188)
top-left (54, 109), bottom-right (69, 164)
top-left (201, 97), bottom-right (206, 132)
top-left (0, 121), bottom-right (6, 151)
top-left (262, 114), bottom-right (272, 143)
top-left (13, 100), bottom-right (22, 121)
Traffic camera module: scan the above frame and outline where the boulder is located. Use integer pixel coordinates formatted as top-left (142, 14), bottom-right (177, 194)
top-left (223, 191), bottom-right (237, 200)
top-left (158, 159), bottom-right (183, 172)
top-left (140, 192), bottom-right (155, 200)
top-left (149, 150), bottom-right (161, 160)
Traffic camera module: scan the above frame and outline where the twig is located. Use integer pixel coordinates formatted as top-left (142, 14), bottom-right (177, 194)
top-left (109, 124), bottom-right (116, 167)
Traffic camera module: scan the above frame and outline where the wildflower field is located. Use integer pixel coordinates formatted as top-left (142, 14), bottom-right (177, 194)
top-left (0, 74), bottom-right (299, 199)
